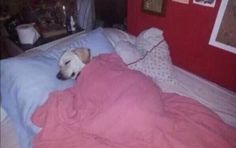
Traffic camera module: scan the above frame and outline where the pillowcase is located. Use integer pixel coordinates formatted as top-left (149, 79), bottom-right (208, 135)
top-left (128, 27), bottom-right (175, 84)
top-left (115, 41), bottom-right (142, 64)
top-left (43, 27), bottom-right (114, 60)
top-left (136, 27), bottom-right (164, 52)
top-left (0, 55), bottom-right (73, 148)
top-left (0, 27), bottom-right (114, 148)
top-left (103, 28), bottom-right (136, 47)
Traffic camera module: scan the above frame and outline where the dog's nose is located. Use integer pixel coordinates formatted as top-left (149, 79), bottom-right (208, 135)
top-left (57, 72), bottom-right (62, 79)
top-left (57, 72), bottom-right (66, 80)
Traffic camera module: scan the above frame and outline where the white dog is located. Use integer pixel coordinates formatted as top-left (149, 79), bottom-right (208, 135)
top-left (57, 48), bottom-right (91, 80)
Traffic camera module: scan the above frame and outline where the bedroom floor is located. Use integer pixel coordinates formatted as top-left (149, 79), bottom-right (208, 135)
top-left (1, 117), bottom-right (20, 148)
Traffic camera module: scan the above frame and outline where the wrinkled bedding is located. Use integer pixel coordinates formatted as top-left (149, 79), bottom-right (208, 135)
top-left (32, 54), bottom-right (236, 148)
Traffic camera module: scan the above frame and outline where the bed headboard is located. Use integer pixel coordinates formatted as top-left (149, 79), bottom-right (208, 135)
top-left (127, 0), bottom-right (236, 92)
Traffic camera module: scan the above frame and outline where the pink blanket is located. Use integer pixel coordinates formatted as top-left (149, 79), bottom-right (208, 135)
top-left (32, 54), bottom-right (236, 148)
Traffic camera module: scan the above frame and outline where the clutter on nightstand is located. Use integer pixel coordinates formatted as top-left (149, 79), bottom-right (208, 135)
top-left (2, 1), bottom-right (84, 58)
top-left (16, 24), bottom-right (40, 45)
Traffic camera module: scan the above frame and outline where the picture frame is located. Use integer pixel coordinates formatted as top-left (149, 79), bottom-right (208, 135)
top-left (193, 0), bottom-right (216, 8)
top-left (142, 0), bottom-right (164, 14)
top-left (209, 0), bottom-right (236, 54)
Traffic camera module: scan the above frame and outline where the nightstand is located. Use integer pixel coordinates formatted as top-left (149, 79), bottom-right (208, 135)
top-left (3, 30), bottom-right (85, 58)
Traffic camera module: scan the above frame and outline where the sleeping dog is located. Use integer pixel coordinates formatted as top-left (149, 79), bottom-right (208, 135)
top-left (57, 48), bottom-right (91, 80)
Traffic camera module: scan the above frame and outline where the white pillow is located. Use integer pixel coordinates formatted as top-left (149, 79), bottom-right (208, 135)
top-left (103, 28), bottom-right (136, 47)
top-left (136, 27), bottom-right (164, 52)
top-left (129, 27), bottom-right (175, 84)
top-left (115, 41), bottom-right (142, 64)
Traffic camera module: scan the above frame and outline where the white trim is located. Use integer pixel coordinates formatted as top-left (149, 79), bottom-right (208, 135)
top-left (209, 0), bottom-right (236, 54)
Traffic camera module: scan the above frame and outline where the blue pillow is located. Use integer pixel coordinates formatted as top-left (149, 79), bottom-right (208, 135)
top-left (76, 27), bottom-right (115, 56)
top-left (0, 27), bottom-right (114, 148)
top-left (0, 55), bottom-right (74, 148)
top-left (44, 27), bottom-right (115, 59)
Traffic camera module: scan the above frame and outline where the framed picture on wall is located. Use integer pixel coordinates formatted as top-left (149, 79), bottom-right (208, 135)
top-left (142, 0), bottom-right (164, 14)
top-left (209, 0), bottom-right (236, 54)
top-left (193, 0), bottom-right (216, 8)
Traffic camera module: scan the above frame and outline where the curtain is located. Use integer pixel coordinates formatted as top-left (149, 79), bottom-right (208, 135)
top-left (76, 0), bottom-right (95, 31)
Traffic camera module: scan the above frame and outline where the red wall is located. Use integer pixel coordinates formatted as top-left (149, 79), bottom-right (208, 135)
top-left (127, 0), bottom-right (236, 92)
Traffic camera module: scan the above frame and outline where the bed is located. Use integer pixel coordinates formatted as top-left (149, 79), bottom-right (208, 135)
top-left (1, 27), bottom-right (236, 148)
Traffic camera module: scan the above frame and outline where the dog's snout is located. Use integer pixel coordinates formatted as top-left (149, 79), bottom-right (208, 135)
top-left (57, 72), bottom-right (62, 79)
top-left (57, 72), bottom-right (66, 80)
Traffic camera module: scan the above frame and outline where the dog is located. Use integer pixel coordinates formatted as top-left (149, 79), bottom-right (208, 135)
top-left (57, 48), bottom-right (91, 80)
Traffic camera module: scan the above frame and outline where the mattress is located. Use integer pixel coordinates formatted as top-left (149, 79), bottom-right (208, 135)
top-left (171, 66), bottom-right (236, 127)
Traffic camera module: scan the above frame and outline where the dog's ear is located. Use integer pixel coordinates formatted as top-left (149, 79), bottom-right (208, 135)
top-left (72, 48), bottom-right (91, 64)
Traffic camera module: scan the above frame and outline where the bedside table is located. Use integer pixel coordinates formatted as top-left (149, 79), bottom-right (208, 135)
top-left (4, 30), bottom-right (85, 58)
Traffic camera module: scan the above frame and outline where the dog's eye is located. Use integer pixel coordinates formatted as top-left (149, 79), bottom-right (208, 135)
top-left (65, 60), bottom-right (71, 65)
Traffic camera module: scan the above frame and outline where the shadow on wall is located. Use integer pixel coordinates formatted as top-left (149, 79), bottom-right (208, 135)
top-left (94, 0), bottom-right (127, 29)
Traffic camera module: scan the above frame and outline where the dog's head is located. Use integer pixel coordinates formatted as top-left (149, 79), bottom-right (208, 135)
top-left (57, 48), bottom-right (91, 80)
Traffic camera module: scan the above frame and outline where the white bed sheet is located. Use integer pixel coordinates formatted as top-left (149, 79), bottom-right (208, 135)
top-left (158, 66), bottom-right (236, 127)
top-left (1, 117), bottom-right (20, 148)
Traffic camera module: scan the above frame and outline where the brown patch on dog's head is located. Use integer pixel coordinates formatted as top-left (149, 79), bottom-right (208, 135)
top-left (72, 48), bottom-right (91, 64)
